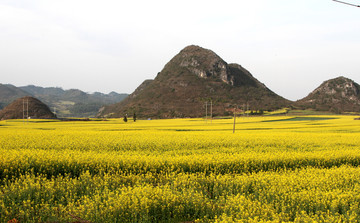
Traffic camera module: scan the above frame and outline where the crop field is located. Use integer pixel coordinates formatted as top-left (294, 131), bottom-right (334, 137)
top-left (1, 116), bottom-right (360, 222)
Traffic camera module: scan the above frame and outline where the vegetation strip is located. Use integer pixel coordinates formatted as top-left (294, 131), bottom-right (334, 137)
top-left (1, 116), bottom-right (360, 222)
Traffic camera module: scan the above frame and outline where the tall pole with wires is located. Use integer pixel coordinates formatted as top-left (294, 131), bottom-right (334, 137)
top-left (23, 98), bottom-right (25, 124)
top-left (26, 98), bottom-right (29, 124)
top-left (205, 101), bottom-right (208, 123)
top-left (233, 107), bottom-right (236, 133)
top-left (210, 100), bottom-right (212, 124)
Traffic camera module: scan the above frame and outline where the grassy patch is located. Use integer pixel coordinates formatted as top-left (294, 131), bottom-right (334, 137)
top-left (263, 117), bottom-right (338, 122)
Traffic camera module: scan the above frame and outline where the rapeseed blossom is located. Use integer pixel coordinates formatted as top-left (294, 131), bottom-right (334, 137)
top-left (1, 116), bottom-right (360, 222)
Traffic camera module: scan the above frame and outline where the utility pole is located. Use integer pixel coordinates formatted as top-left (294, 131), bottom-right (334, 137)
top-left (210, 100), bottom-right (213, 123)
top-left (26, 98), bottom-right (29, 123)
top-left (23, 99), bottom-right (25, 124)
top-left (233, 107), bottom-right (236, 133)
top-left (205, 101), bottom-right (208, 123)
top-left (247, 103), bottom-right (249, 117)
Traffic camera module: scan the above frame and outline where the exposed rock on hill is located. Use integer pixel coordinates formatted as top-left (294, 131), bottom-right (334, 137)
top-left (99, 45), bottom-right (290, 118)
top-left (0, 96), bottom-right (56, 120)
top-left (296, 76), bottom-right (360, 113)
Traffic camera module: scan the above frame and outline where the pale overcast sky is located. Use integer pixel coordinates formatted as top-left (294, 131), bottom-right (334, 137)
top-left (0, 0), bottom-right (359, 101)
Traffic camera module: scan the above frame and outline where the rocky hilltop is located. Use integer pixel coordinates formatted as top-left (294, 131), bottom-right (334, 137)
top-left (296, 76), bottom-right (360, 113)
top-left (0, 96), bottom-right (56, 120)
top-left (99, 45), bottom-right (290, 118)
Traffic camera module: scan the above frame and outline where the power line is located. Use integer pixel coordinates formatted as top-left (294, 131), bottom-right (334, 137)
top-left (332, 0), bottom-right (360, 7)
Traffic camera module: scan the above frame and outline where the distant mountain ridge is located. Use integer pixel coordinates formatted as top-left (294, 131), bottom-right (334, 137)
top-left (0, 84), bottom-right (30, 109)
top-left (2, 46), bottom-right (359, 118)
top-left (99, 45), bottom-right (290, 118)
top-left (20, 85), bottom-right (127, 104)
top-left (0, 84), bottom-right (128, 117)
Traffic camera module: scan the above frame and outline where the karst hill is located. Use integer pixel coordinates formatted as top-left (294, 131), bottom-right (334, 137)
top-left (98, 45), bottom-right (290, 118)
top-left (296, 76), bottom-right (360, 113)
top-left (0, 96), bottom-right (56, 120)
top-left (3, 46), bottom-right (357, 119)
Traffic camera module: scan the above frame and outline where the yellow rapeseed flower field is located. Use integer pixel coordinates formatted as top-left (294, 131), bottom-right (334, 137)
top-left (1, 115), bottom-right (360, 222)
